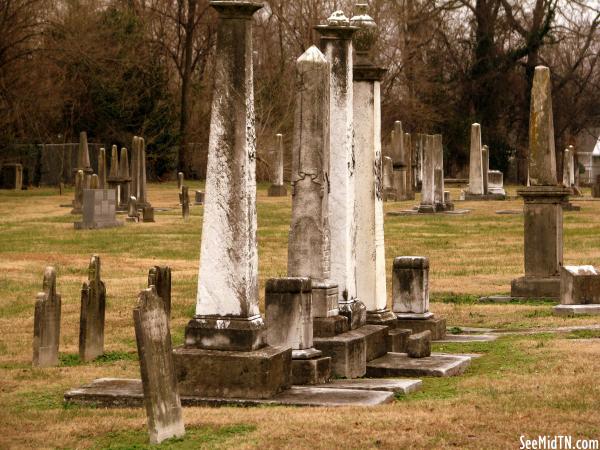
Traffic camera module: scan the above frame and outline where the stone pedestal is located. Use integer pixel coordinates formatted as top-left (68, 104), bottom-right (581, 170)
top-left (510, 186), bottom-right (570, 298)
top-left (174, 1), bottom-right (290, 399)
top-left (75, 189), bottom-right (123, 230)
top-left (0, 163), bottom-right (23, 190)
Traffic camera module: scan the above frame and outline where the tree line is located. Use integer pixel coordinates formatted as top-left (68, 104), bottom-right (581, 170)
top-left (1, 0), bottom-right (599, 182)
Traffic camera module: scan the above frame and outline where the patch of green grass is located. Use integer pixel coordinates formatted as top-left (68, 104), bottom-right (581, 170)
top-left (524, 308), bottom-right (554, 318)
top-left (94, 424), bottom-right (257, 449)
top-left (15, 390), bottom-right (64, 411)
top-left (566, 329), bottom-right (600, 339)
top-left (60, 351), bottom-right (137, 367)
top-left (432, 294), bottom-right (479, 304)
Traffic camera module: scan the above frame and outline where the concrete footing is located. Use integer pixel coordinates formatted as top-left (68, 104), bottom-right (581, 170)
top-left (314, 330), bottom-right (366, 379)
top-left (291, 356), bottom-right (331, 385)
top-left (511, 276), bottom-right (560, 299)
top-left (366, 352), bottom-right (472, 378)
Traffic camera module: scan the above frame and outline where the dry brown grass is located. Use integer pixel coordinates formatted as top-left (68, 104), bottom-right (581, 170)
top-left (0, 183), bottom-right (599, 449)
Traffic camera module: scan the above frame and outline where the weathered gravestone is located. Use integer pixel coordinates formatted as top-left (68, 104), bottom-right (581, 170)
top-left (148, 266), bottom-right (172, 318)
top-left (418, 135), bottom-right (436, 213)
top-left (482, 145), bottom-right (489, 194)
top-left (554, 266), bottom-right (600, 316)
top-left (127, 196), bottom-right (140, 222)
top-left (510, 66), bottom-right (570, 299)
top-left (98, 148), bottom-right (107, 189)
top-left (33, 267), bottom-right (61, 367)
top-left (75, 189), bottom-right (123, 229)
top-left (467, 123), bottom-right (484, 195)
top-left (382, 156), bottom-right (395, 201)
top-left (194, 191), bottom-right (205, 205)
top-left (71, 170), bottom-right (84, 215)
top-left (134, 286), bottom-right (185, 445)
top-left (79, 255), bottom-right (106, 362)
top-left (180, 186), bottom-right (190, 220)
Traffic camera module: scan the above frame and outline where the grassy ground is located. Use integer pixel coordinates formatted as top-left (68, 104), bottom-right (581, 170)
top-left (0, 183), bottom-right (599, 449)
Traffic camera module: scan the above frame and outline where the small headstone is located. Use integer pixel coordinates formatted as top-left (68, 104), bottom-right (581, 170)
top-left (127, 196), bottom-right (140, 222)
top-left (180, 186), bottom-right (189, 220)
top-left (79, 255), bottom-right (106, 362)
top-left (33, 267), bottom-right (61, 367)
top-left (75, 189), bottom-right (123, 229)
top-left (71, 170), bottom-right (85, 214)
top-left (148, 266), bottom-right (172, 317)
top-left (488, 170), bottom-right (506, 196)
top-left (392, 256), bottom-right (432, 319)
top-left (406, 330), bottom-right (432, 358)
top-left (0, 163), bottom-right (23, 190)
top-left (90, 174), bottom-right (99, 190)
top-left (134, 286), bottom-right (185, 445)
top-left (142, 206), bottom-right (155, 223)
top-left (194, 191), bottom-right (205, 205)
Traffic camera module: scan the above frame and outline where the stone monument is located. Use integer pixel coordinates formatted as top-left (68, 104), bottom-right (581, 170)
top-left (268, 134), bottom-right (287, 197)
top-left (71, 170), bottom-right (84, 215)
top-left (467, 123), bottom-right (484, 195)
top-left (0, 163), bottom-right (23, 190)
top-left (391, 121), bottom-right (408, 200)
top-left (148, 266), bottom-right (172, 318)
top-left (33, 267), bottom-right (61, 367)
top-left (173, 1), bottom-right (291, 399)
top-left (98, 148), bottom-right (107, 189)
top-left (75, 189), bottom-right (123, 229)
top-left (382, 156), bottom-right (396, 201)
top-left (316, 10), bottom-right (366, 330)
top-left (417, 135), bottom-right (436, 213)
top-left (79, 255), bottom-right (106, 362)
top-left (510, 66), bottom-right (570, 299)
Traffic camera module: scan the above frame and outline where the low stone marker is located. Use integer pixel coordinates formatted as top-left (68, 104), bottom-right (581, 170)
top-left (33, 267), bottom-right (61, 367)
top-left (75, 189), bottom-right (123, 230)
top-left (142, 206), bottom-right (155, 223)
top-left (194, 191), bottom-right (205, 205)
top-left (392, 256), bottom-right (446, 340)
top-left (127, 196), bottom-right (140, 222)
top-left (148, 266), bottom-right (172, 317)
top-left (554, 265), bottom-right (600, 316)
top-left (0, 163), bottom-right (23, 190)
top-left (79, 255), bottom-right (106, 362)
top-left (407, 330), bottom-right (432, 358)
top-left (488, 170), bottom-right (506, 196)
top-left (134, 286), bottom-right (185, 445)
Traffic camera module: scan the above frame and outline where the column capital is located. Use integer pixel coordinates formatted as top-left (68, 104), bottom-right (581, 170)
top-left (210, 1), bottom-right (263, 18)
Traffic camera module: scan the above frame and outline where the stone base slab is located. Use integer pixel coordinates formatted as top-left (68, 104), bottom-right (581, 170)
top-left (352, 324), bottom-right (389, 362)
top-left (314, 330), bottom-right (366, 379)
top-left (387, 328), bottom-right (410, 353)
top-left (366, 352), bottom-right (471, 378)
top-left (291, 356), bottom-right (331, 385)
top-left (461, 192), bottom-right (506, 201)
top-left (173, 345), bottom-right (291, 399)
top-left (554, 304), bottom-right (600, 316)
top-left (339, 300), bottom-right (367, 330)
top-left (395, 317), bottom-right (447, 340)
top-left (434, 334), bottom-right (498, 343)
top-left (74, 220), bottom-right (124, 230)
top-left (511, 276), bottom-right (560, 299)
top-left (366, 309), bottom-right (397, 326)
top-left (395, 312), bottom-right (434, 320)
top-left (184, 316), bottom-right (266, 351)
top-left (313, 315), bottom-right (349, 338)
top-left (268, 185), bottom-right (288, 197)
top-left (321, 378), bottom-right (422, 395)
top-left (64, 378), bottom-right (394, 407)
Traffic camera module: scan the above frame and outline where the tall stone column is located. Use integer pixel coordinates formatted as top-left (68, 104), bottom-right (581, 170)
top-left (137, 137), bottom-right (150, 208)
top-left (568, 145), bottom-right (576, 187)
top-left (511, 66), bottom-right (570, 299)
top-left (98, 148), bottom-right (107, 189)
top-left (316, 12), bottom-right (365, 329)
top-left (76, 131), bottom-right (93, 177)
top-left (131, 136), bottom-right (140, 202)
top-left (468, 123), bottom-right (484, 195)
top-left (418, 135), bottom-right (435, 213)
top-left (174, 1), bottom-right (291, 400)
top-left (482, 145), bottom-right (489, 194)
top-left (563, 147), bottom-right (571, 187)
top-left (404, 132), bottom-right (415, 200)
top-left (433, 134), bottom-right (445, 210)
top-left (352, 6), bottom-right (395, 325)
top-left (287, 45), bottom-right (339, 320)
top-left (391, 121), bottom-right (408, 200)
top-left (268, 133), bottom-right (287, 197)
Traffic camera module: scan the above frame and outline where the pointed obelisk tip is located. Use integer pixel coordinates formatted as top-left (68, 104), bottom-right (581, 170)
top-left (297, 45), bottom-right (327, 63)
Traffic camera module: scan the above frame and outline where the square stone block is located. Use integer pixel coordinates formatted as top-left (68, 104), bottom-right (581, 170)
top-left (560, 265), bottom-right (600, 305)
top-left (314, 330), bottom-right (366, 379)
top-left (312, 282), bottom-right (339, 318)
top-left (553, 304), bottom-right (600, 316)
top-left (291, 356), bottom-right (331, 385)
top-left (395, 316), bottom-right (447, 341)
top-left (387, 328), bottom-right (410, 353)
top-left (313, 315), bottom-right (349, 338)
top-left (366, 353), bottom-right (471, 378)
top-left (352, 324), bottom-right (389, 362)
top-left (173, 345), bottom-right (291, 399)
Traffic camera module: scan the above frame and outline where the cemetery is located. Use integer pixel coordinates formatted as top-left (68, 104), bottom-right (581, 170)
top-left (1, 1), bottom-right (600, 449)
